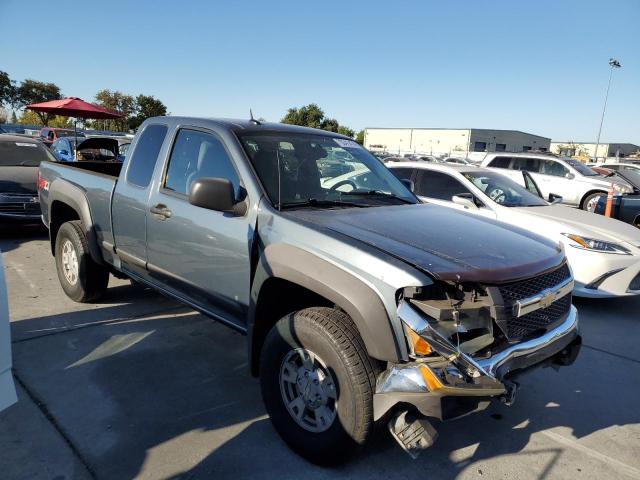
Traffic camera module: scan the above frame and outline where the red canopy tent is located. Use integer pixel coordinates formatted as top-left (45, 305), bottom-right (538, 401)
top-left (26, 97), bottom-right (123, 147)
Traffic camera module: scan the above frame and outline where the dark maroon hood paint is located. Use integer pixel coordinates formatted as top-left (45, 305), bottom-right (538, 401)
top-left (287, 204), bottom-right (565, 284)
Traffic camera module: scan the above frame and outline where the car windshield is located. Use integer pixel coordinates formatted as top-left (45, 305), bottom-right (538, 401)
top-left (463, 170), bottom-right (547, 207)
top-left (237, 132), bottom-right (417, 208)
top-left (615, 169), bottom-right (640, 189)
top-left (564, 158), bottom-right (598, 176)
top-left (0, 140), bottom-right (56, 166)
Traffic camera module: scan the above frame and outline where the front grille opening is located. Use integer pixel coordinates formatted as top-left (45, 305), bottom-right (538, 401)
top-left (630, 272), bottom-right (640, 291)
top-left (496, 263), bottom-right (572, 341)
top-left (507, 294), bottom-right (572, 340)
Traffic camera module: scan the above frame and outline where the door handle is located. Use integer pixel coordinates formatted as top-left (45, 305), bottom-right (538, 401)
top-left (150, 204), bottom-right (172, 219)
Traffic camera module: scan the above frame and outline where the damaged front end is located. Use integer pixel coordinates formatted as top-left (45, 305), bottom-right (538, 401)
top-left (376, 265), bottom-right (581, 456)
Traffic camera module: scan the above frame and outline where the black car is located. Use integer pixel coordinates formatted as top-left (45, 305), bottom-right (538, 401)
top-left (594, 169), bottom-right (640, 228)
top-left (0, 135), bottom-right (56, 225)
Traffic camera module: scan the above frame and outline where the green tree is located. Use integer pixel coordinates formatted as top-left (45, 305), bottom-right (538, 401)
top-left (18, 110), bottom-right (71, 128)
top-left (17, 79), bottom-right (62, 126)
top-left (129, 94), bottom-right (168, 130)
top-left (0, 71), bottom-right (12, 107)
top-left (281, 103), bottom-right (355, 137)
top-left (282, 103), bottom-right (325, 129)
top-left (355, 129), bottom-right (365, 145)
top-left (337, 125), bottom-right (355, 138)
top-left (94, 89), bottom-right (136, 132)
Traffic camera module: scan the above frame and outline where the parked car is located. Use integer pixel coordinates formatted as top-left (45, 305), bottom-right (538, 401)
top-left (600, 162), bottom-right (640, 174)
top-left (51, 137), bottom-right (122, 162)
top-left (481, 152), bottom-right (633, 210)
top-left (593, 168), bottom-right (640, 229)
top-left (0, 135), bottom-right (55, 224)
top-left (38, 127), bottom-right (85, 147)
top-left (0, 252), bottom-right (17, 413)
top-left (444, 157), bottom-right (473, 165)
top-left (39, 117), bottom-right (581, 463)
top-left (389, 161), bottom-right (640, 298)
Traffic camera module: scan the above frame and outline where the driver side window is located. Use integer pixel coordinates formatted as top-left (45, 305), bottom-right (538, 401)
top-left (540, 160), bottom-right (568, 177)
top-left (415, 170), bottom-right (472, 201)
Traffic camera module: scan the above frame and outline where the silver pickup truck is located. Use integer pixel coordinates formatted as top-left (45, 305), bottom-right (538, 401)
top-left (38, 117), bottom-right (581, 463)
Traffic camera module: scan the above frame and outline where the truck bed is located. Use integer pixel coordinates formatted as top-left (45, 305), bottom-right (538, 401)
top-left (39, 160), bottom-right (120, 253)
top-left (51, 161), bottom-right (123, 178)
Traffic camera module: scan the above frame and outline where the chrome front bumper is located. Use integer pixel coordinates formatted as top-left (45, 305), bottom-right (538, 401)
top-left (373, 305), bottom-right (580, 421)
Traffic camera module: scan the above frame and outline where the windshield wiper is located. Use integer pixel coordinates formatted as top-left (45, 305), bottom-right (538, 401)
top-left (341, 189), bottom-right (414, 204)
top-left (279, 198), bottom-right (365, 210)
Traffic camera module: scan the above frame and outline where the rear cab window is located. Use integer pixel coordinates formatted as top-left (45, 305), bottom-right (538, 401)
top-left (126, 124), bottom-right (168, 187)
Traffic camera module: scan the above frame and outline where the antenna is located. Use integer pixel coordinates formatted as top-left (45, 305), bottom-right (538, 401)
top-left (249, 109), bottom-right (261, 125)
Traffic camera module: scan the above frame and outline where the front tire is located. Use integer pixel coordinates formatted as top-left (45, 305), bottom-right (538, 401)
top-left (260, 307), bottom-right (376, 464)
top-left (582, 191), bottom-right (607, 212)
top-left (55, 220), bottom-right (109, 302)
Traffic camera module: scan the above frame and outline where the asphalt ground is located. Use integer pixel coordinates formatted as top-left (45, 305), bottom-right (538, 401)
top-left (1, 228), bottom-right (639, 480)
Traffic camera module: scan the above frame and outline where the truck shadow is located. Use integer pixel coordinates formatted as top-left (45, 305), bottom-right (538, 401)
top-left (0, 225), bottom-right (48, 254)
top-left (8, 288), bottom-right (640, 479)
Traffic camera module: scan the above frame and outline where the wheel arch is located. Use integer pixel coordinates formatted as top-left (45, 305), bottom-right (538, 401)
top-left (579, 189), bottom-right (608, 209)
top-left (248, 244), bottom-right (403, 376)
top-left (48, 181), bottom-right (103, 265)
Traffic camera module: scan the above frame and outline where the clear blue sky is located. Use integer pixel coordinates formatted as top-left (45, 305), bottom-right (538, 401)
top-left (1, 0), bottom-right (638, 142)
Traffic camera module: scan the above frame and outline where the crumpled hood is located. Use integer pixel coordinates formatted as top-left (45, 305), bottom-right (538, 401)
top-left (286, 204), bottom-right (564, 283)
top-left (510, 205), bottom-right (640, 248)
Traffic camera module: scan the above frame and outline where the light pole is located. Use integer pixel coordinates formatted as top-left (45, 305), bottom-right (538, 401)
top-left (594, 58), bottom-right (621, 161)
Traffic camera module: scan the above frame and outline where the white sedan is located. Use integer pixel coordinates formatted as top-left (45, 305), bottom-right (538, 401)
top-left (388, 161), bottom-right (640, 298)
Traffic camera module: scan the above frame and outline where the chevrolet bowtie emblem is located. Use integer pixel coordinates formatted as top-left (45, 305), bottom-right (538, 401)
top-left (539, 291), bottom-right (555, 309)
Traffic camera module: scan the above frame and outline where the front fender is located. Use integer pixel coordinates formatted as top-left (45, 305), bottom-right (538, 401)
top-left (248, 243), bottom-right (404, 370)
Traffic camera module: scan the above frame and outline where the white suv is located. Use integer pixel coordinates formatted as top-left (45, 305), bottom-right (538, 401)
top-left (481, 152), bottom-right (633, 210)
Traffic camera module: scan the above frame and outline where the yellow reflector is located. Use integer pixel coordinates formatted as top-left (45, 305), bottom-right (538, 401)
top-left (419, 365), bottom-right (444, 391)
top-left (406, 328), bottom-right (433, 356)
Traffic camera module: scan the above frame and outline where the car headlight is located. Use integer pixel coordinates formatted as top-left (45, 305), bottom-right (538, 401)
top-left (562, 233), bottom-right (631, 255)
top-left (613, 183), bottom-right (632, 194)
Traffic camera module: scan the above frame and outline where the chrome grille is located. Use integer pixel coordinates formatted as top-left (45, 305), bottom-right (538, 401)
top-left (0, 201), bottom-right (40, 215)
top-left (496, 263), bottom-right (572, 340)
top-left (506, 293), bottom-right (571, 339)
top-left (498, 264), bottom-right (571, 303)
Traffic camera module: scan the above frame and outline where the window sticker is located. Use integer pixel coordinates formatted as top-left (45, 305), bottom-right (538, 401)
top-left (333, 138), bottom-right (360, 149)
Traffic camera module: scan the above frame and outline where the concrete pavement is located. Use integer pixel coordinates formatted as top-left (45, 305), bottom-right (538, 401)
top-left (1, 229), bottom-right (639, 479)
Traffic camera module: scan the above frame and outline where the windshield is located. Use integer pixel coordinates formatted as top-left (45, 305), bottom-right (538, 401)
top-left (0, 140), bottom-right (56, 166)
top-left (463, 170), bottom-right (547, 207)
top-left (564, 158), bottom-right (598, 176)
top-left (237, 132), bottom-right (417, 208)
top-left (615, 169), bottom-right (640, 189)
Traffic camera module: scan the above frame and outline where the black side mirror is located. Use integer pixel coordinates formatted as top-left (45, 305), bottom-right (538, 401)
top-left (189, 177), bottom-right (243, 214)
top-left (400, 178), bottom-right (415, 193)
top-left (548, 193), bottom-right (563, 204)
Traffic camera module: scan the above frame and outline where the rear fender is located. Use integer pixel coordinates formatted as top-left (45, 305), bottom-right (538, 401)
top-left (47, 179), bottom-right (103, 265)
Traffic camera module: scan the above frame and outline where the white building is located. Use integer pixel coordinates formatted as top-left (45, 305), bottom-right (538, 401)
top-left (364, 128), bottom-right (550, 158)
top-left (550, 142), bottom-right (640, 161)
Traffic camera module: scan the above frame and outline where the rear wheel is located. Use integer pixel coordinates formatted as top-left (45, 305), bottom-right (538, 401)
top-left (260, 307), bottom-right (376, 464)
top-left (55, 220), bottom-right (109, 302)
